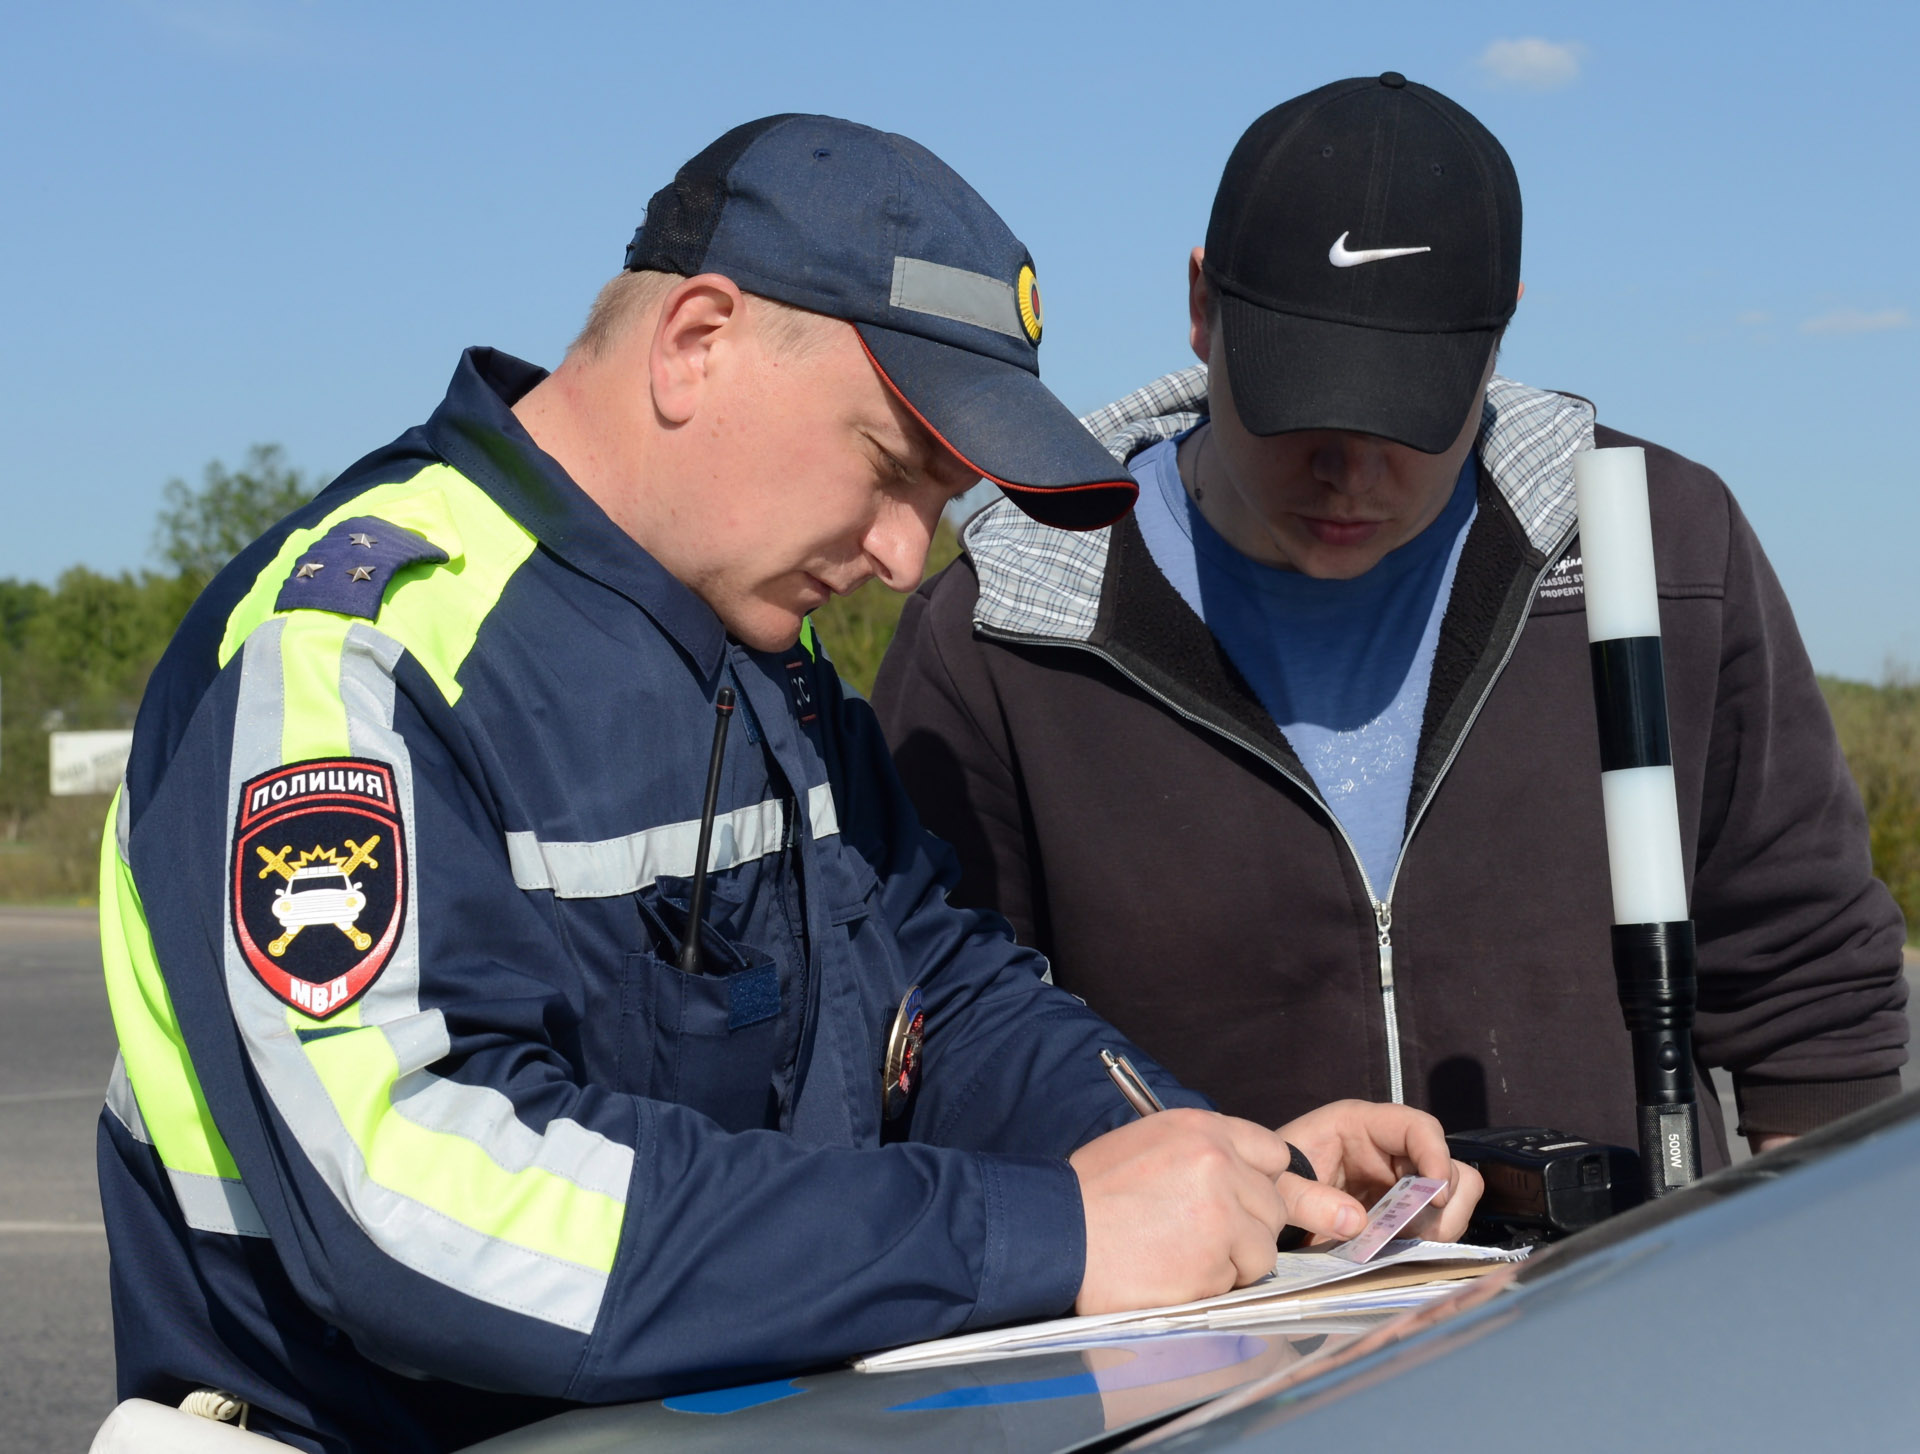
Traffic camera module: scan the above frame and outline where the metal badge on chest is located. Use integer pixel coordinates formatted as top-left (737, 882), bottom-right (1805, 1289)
top-left (882, 986), bottom-right (924, 1122)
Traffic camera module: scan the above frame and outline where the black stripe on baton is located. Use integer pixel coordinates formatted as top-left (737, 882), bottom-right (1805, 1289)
top-left (1588, 636), bottom-right (1671, 771)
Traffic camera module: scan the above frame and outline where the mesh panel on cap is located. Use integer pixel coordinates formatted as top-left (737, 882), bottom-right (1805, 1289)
top-left (625, 114), bottom-right (800, 276)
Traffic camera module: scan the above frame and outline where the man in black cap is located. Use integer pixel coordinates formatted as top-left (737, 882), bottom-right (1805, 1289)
top-left (96, 113), bottom-right (1479, 1451)
top-left (876, 78), bottom-right (1907, 1170)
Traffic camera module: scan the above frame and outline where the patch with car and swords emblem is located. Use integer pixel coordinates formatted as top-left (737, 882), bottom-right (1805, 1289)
top-left (231, 758), bottom-right (406, 1018)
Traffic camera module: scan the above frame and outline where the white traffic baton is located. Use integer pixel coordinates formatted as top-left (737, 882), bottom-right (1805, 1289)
top-left (1574, 444), bottom-right (1702, 1199)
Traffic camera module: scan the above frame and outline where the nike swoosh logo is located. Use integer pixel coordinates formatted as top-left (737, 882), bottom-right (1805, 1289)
top-left (1328, 231), bottom-right (1432, 268)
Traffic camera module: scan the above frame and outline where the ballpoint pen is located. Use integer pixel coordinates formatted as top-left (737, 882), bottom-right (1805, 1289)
top-left (1100, 1048), bottom-right (1166, 1118)
top-left (1100, 1047), bottom-right (1313, 1249)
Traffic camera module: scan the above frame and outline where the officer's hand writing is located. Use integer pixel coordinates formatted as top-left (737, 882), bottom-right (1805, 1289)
top-left (1070, 1109), bottom-right (1369, 1315)
top-left (1276, 1099), bottom-right (1484, 1244)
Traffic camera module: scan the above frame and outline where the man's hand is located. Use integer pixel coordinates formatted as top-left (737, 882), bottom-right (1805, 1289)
top-left (1071, 1108), bottom-right (1375, 1315)
top-left (1070, 1102), bottom-right (1487, 1317)
top-left (1277, 1099), bottom-right (1484, 1245)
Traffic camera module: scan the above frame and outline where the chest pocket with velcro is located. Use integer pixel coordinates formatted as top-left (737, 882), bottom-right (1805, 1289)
top-left (621, 876), bottom-right (785, 1134)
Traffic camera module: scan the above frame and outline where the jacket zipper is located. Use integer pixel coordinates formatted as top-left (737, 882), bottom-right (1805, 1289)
top-left (975, 519), bottom-right (1573, 1106)
top-left (1374, 900), bottom-right (1401, 1103)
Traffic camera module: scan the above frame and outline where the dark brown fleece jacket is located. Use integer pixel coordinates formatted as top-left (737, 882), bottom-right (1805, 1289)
top-left (873, 408), bottom-right (1907, 1172)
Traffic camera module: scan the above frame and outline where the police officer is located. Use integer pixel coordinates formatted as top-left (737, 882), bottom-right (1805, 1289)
top-left (98, 115), bottom-right (1479, 1452)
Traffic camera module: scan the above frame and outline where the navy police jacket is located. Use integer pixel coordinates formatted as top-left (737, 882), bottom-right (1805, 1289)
top-left (97, 348), bottom-right (1205, 1453)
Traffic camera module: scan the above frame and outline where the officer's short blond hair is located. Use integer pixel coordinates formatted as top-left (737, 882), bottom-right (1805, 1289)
top-left (570, 269), bottom-right (839, 361)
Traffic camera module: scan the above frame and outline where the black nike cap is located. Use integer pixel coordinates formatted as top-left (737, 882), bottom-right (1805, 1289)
top-left (1203, 73), bottom-right (1522, 453)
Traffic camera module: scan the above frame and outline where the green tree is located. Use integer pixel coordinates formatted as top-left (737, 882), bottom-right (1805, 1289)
top-left (153, 443), bottom-right (323, 587)
top-left (0, 568), bottom-right (185, 836)
top-left (0, 578), bottom-right (52, 838)
top-left (0, 445), bottom-right (316, 878)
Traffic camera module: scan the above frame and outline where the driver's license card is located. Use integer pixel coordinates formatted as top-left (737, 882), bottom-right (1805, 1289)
top-left (1328, 1175), bottom-right (1449, 1264)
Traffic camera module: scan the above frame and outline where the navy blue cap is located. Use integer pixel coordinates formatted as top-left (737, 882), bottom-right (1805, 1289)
top-left (626, 115), bottom-right (1134, 531)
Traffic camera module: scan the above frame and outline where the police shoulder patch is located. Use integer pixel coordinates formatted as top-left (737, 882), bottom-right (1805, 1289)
top-left (273, 515), bottom-right (449, 622)
top-left (232, 759), bottom-right (406, 1018)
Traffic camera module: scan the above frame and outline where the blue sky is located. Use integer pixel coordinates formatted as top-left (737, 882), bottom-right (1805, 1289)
top-left (4, 0), bottom-right (1915, 678)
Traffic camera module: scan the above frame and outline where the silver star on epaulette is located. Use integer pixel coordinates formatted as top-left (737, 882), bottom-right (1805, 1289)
top-left (348, 533), bottom-right (377, 548)
top-left (295, 561), bottom-right (324, 579)
top-left (348, 565), bottom-right (376, 583)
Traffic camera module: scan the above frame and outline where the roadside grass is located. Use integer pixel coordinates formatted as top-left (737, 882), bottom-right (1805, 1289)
top-left (1819, 675), bottom-right (1920, 939)
top-left (0, 796), bottom-right (111, 904)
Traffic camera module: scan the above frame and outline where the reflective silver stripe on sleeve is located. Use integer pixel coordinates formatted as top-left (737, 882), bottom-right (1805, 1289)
top-left (168, 1168), bottom-right (269, 1238)
top-left (389, 1072), bottom-right (633, 1204)
top-left (807, 782), bottom-right (839, 840)
top-left (506, 797), bottom-right (788, 899)
top-left (338, 625), bottom-right (422, 1031)
top-left (890, 257), bottom-right (1024, 340)
top-left (219, 621), bottom-right (618, 1334)
top-left (108, 1056), bottom-right (269, 1238)
top-left (114, 780), bottom-right (131, 862)
top-left (105, 1055), bottom-right (149, 1143)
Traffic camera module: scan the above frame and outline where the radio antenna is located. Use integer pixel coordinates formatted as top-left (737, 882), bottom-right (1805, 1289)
top-left (679, 686), bottom-right (736, 976)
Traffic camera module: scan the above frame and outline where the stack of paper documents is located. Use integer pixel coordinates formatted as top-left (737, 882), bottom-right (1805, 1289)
top-left (856, 1240), bottom-right (1526, 1372)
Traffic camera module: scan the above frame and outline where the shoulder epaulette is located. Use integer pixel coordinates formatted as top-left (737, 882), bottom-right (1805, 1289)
top-left (273, 515), bottom-right (450, 621)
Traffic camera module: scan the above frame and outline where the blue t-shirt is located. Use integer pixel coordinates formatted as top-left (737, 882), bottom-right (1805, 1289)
top-left (1129, 432), bottom-right (1477, 898)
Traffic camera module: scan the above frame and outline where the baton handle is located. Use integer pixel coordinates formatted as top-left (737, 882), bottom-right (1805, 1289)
top-left (1612, 921), bottom-right (1702, 1197)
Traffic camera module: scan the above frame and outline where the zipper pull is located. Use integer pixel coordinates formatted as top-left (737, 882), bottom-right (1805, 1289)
top-left (1374, 900), bottom-right (1394, 990)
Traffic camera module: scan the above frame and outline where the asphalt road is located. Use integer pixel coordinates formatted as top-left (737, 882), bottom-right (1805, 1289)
top-left (0, 908), bottom-right (119, 1454)
top-left (0, 907), bottom-right (1912, 1452)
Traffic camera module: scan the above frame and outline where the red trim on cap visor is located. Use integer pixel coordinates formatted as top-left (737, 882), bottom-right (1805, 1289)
top-left (854, 333), bottom-right (1137, 530)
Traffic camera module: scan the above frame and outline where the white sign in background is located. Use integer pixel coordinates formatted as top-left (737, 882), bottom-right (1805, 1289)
top-left (49, 729), bottom-right (133, 796)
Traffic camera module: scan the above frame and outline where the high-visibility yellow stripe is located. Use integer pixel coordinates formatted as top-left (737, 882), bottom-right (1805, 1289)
top-left (279, 614), bottom-right (353, 762)
top-left (298, 1022), bottom-right (625, 1273)
top-left (210, 468), bottom-right (623, 1278)
top-left (219, 464), bottom-right (538, 706)
top-left (370, 471), bottom-right (537, 706)
top-left (108, 462), bottom-right (627, 1295)
top-left (97, 788), bottom-right (240, 1180)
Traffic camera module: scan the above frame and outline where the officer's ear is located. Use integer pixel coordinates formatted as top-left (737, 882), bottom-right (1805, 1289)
top-left (649, 274), bottom-right (745, 426)
top-left (1187, 247), bottom-right (1212, 366)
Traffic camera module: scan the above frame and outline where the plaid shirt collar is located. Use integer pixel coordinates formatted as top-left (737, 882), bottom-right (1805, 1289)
top-left (967, 366), bottom-right (1594, 642)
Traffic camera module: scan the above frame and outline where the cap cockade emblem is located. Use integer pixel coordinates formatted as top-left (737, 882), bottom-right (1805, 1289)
top-left (1016, 264), bottom-right (1043, 345)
